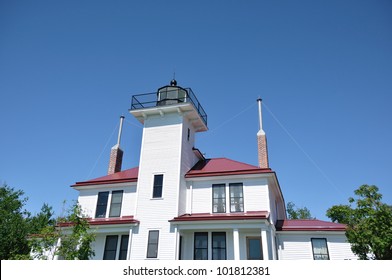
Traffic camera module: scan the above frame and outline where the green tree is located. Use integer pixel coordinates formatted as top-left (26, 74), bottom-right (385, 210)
top-left (30, 202), bottom-right (95, 260)
top-left (0, 184), bottom-right (31, 259)
top-left (28, 203), bottom-right (56, 234)
top-left (286, 201), bottom-right (314, 219)
top-left (326, 184), bottom-right (392, 260)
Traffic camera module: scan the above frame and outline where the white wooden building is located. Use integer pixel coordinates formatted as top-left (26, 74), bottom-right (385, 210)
top-left (71, 80), bottom-right (357, 260)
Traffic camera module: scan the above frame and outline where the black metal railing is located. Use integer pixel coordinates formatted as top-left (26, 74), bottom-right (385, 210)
top-left (130, 88), bottom-right (207, 126)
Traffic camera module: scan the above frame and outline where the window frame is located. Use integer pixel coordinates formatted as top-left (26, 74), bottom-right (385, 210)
top-left (311, 238), bottom-right (330, 260)
top-left (103, 235), bottom-right (119, 260)
top-left (246, 236), bottom-right (263, 260)
top-left (109, 190), bottom-right (123, 217)
top-left (119, 235), bottom-right (129, 260)
top-left (95, 191), bottom-right (109, 218)
top-left (212, 184), bottom-right (226, 213)
top-left (212, 232), bottom-right (227, 260)
top-left (229, 183), bottom-right (244, 212)
top-left (152, 174), bottom-right (164, 198)
top-left (146, 230), bottom-right (160, 259)
top-left (194, 232), bottom-right (208, 260)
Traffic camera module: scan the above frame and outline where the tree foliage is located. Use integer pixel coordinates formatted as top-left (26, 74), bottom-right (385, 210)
top-left (30, 202), bottom-right (95, 260)
top-left (326, 184), bottom-right (392, 260)
top-left (28, 203), bottom-right (56, 234)
top-left (0, 184), bottom-right (95, 260)
top-left (56, 203), bottom-right (96, 260)
top-left (0, 184), bottom-right (31, 259)
top-left (286, 201), bottom-right (314, 219)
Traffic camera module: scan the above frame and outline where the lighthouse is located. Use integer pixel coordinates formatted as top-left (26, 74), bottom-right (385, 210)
top-left (128, 80), bottom-right (207, 259)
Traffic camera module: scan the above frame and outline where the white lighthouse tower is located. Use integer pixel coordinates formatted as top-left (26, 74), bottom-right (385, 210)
top-left (129, 80), bottom-right (207, 259)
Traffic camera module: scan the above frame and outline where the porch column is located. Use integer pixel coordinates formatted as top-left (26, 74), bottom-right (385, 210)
top-left (261, 229), bottom-right (269, 260)
top-left (174, 226), bottom-right (180, 260)
top-left (270, 228), bottom-right (277, 260)
top-left (127, 228), bottom-right (133, 260)
top-left (53, 237), bottom-right (61, 260)
top-left (233, 228), bottom-right (240, 260)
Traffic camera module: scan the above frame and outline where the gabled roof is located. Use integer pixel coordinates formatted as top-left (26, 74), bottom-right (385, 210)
top-left (72, 167), bottom-right (139, 187)
top-left (185, 158), bottom-right (273, 178)
top-left (275, 219), bottom-right (347, 231)
top-left (72, 158), bottom-right (274, 188)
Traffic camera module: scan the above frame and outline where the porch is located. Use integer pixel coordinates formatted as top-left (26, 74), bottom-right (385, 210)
top-left (170, 212), bottom-right (277, 260)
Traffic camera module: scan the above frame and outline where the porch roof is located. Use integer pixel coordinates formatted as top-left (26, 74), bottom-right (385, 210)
top-left (169, 211), bottom-right (270, 223)
top-left (275, 219), bottom-right (347, 231)
top-left (58, 216), bottom-right (140, 227)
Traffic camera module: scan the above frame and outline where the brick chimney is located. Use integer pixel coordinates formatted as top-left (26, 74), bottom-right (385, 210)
top-left (257, 98), bottom-right (269, 168)
top-left (108, 116), bottom-right (125, 175)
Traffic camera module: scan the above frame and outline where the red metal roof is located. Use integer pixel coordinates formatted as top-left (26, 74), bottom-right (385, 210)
top-left (170, 211), bottom-right (270, 222)
top-left (72, 158), bottom-right (274, 188)
top-left (276, 219), bottom-right (347, 231)
top-left (58, 216), bottom-right (139, 227)
top-left (185, 158), bottom-right (273, 178)
top-left (72, 167), bottom-right (139, 187)
top-left (86, 216), bottom-right (139, 226)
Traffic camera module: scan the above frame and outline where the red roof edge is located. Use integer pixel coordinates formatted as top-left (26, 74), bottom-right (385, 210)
top-left (170, 211), bottom-right (270, 222)
top-left (72, 178), bottom-right (137, 187)
top-left (58, 216), bottom-right (139, 227)
top-left (72, 167), bottom-right (139, 187)
top-left (275, 219), bottom-right (347, 231)
top-left (185, 168), bottom-right (274, 178)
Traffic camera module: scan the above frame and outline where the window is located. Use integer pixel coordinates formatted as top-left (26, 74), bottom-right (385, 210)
top-left (103, 235), bottom-right (118, 260)
top-left (247, 237), bottom-right (262, 260)
top-left (229, 183), bottom-right (244, 212)
top-left (103, 235), bottom-right (129, 260)
top-left (311, 238), bottom-right (329, 260)
top-left (95, 191), bottom-right (109, 218)
top-left (194, 232), bottom-right (208, 260)
top-left (153, 174), bottom-right (163, 198)
top-left (109, 190), bottom-right (123, 217)
top-left (212, 232), bottom-right (226, 260)
top-left (147, 230), bottom-right (159, 258)
top-left (212, 184), bottom-right (226, 213)
top-left (119, 235), bottom-right (129, 260)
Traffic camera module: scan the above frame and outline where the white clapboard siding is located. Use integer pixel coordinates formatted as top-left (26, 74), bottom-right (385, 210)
top-left (190, 177), bottom-right (270, 214)
top-left (243, 178), bottom-right (269, 212)
top-left (277, 232), bottom-right (357, 260)
top-left (131, 113), bottom-right (198, 260)
top-left (77, 184), bottom-right (137, 218)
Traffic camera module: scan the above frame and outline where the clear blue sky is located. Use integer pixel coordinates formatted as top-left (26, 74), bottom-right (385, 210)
top-left (1, 0), bottom-right (391, 220)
